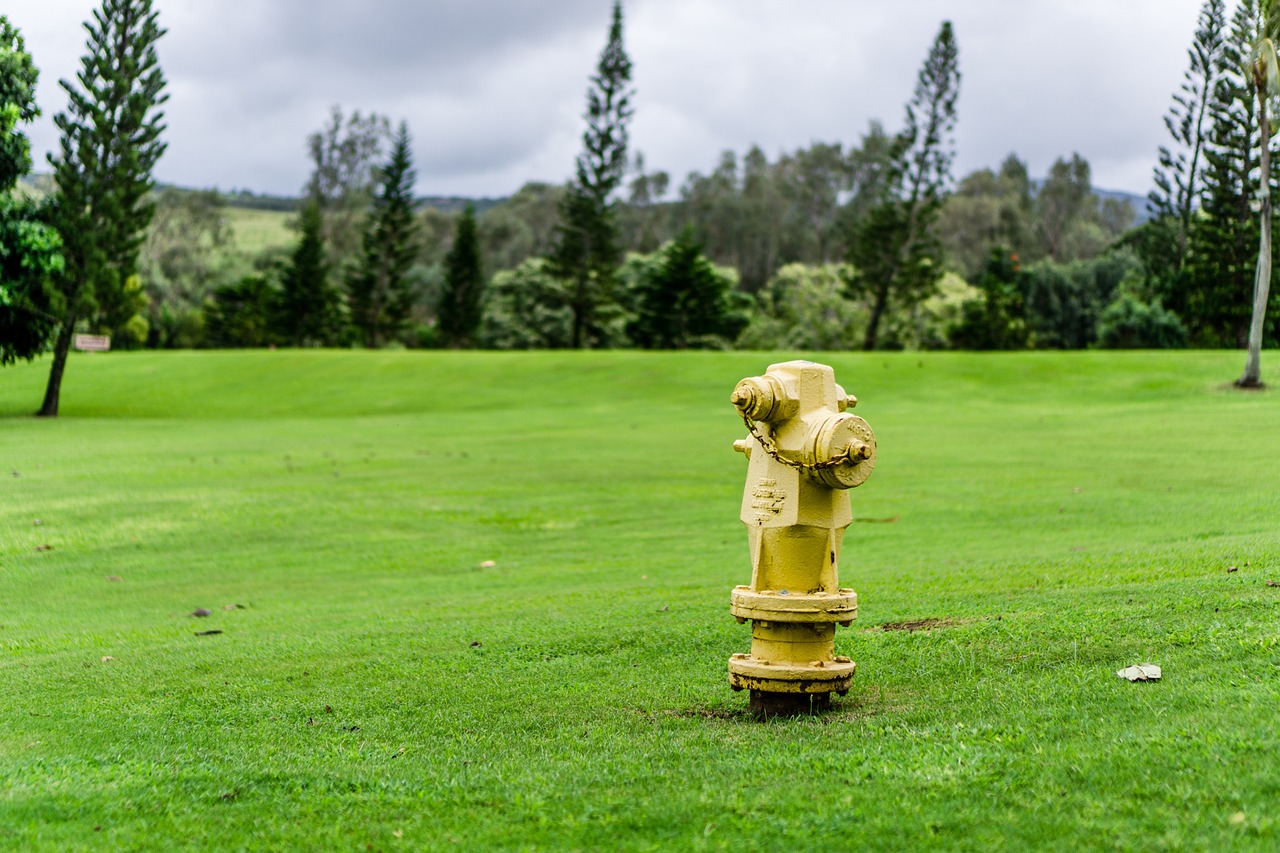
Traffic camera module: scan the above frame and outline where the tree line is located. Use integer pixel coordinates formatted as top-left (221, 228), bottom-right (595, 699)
top-left (2, 0), bottom-right (1277, 415)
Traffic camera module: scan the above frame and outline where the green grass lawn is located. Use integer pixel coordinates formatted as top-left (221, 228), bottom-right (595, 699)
top-left (2, 350), bottom-right (1278, 850)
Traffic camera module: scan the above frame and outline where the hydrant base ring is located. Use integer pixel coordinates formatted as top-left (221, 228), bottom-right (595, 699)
top-left (728, 655), bottom-right (855, 694)
top-left (730, 587), bottom-right (857, 623)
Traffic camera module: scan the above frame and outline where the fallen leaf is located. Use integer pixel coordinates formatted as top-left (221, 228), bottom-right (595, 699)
top-left (194, 630), bottom-right (223, 636)
top-left (469, 641), bottom-right (482, 647)
top-left (306, 717), bottom-right (317, 726)
top-left (220, 789), bottom-right (239, 802)
top-left (1117, 663), bottom-right (1162, 682)
top-left (101, 656), bottom-right (115, 662)
top-left (34, 544), bottom-right (53, 552)
top-left (659, 605), bottom-right (669, 612)
top-left (324, 705), bottom-right (333, 714)
top-left (479, 560), bottom-right (496, 568)
top-left (33, 519), bottom-right (42, 526)
top-left (107, 576), bottom-right (122, 582)
top-left (191, 608), bottom-right (212, 617)
top-left (1227, 565), bottom-right (1238, 573)
top-left (347, 725), bottom-right (361, 732)
top-left (1266, 580), bottom-right (1279, 588)
top-left (1230, 811), bottom-right (1246, 826)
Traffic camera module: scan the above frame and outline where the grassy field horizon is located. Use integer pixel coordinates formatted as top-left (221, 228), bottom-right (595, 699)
top-left (2, 349), bottom-right (1278, 850)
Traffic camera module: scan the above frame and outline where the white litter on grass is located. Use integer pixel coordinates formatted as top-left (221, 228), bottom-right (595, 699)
top-left (1117, 663), bottom-right (1162, 682)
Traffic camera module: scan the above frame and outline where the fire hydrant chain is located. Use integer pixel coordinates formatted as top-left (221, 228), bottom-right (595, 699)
top-left (741, 414), bottom-right (851, 472)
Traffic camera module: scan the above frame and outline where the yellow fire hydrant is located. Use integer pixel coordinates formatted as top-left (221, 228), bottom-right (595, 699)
top-left (727, 360), bottom-right (877, 716)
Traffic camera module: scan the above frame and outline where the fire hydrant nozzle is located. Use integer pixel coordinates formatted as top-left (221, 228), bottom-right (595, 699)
top-left (727, 361), bottom-right (877, 717)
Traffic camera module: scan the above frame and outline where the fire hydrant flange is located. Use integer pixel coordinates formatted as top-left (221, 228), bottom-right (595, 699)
top-left (727, 360), bottom-right (876, 717)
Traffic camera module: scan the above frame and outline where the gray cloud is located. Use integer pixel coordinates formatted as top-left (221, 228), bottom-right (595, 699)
top-left (8, 0), bottom-right (1205, 197)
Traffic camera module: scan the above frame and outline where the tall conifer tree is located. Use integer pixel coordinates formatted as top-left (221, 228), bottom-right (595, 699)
top-left (550, 0), bottom-right (633, 348)
top-left (848, 20), bottom-right (960, 350)
top-left (1182, 0), bottom-right (1278, 349)
top-left (39, 0), bottom-right (167, 416)
top-left (437, 205), bottom-right (484, 348)
top-left (348, 121), bottom-right (419, 348)
top-left (1151, 0), bottom-right (1227, 269)
top-left (278, 200), bottom-right (342, 347)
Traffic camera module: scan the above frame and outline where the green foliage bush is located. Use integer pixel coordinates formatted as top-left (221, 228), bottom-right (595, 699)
top-left (478, 258), bottom-right (575, 349)
top-left (625, 229), bottom-right (748, 349)
top-left (205, 274), bottom-right (277, 348)
top-left (736, 263), bottom-right (865, 350)
top-left (949, 249), bottom-right (1032, 350)
top-left (1096, 293), bottom-right (1188, 349)
top-left (1020, 249), bottom-right (1143, 349)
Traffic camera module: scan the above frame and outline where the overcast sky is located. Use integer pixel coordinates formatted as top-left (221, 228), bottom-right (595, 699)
top-left (8, 0), bottom-right (1206, 199)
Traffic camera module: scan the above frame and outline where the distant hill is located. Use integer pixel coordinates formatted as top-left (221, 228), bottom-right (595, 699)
top-left (18, 174), bottom-right (507, 214)
top-left (1095, 187), bottom-right (1154, 224)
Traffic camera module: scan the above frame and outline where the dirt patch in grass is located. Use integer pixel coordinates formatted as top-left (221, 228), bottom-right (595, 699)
top-left (874, 617), bottom-right (957, 633)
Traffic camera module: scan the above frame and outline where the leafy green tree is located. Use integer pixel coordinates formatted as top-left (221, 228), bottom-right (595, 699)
top-left (437, 204), bottom-right (484, 348)
top-left (1239, 0), bottom-right (1280, 386)
top-left (949, 248), bottom-right (1031, 350)
top-left (776, 142), bottom-right (852, 263)
top-left (1020, 250), bottom-right (1143, 349)
top-left (848, 20), bottom-right (961, 350)
top-left (348, 121), bottom-right (419, 348)
top-left (549, 0), bottom-right (633, 348)
top-left (277, 200), bottom-right (342, 346)
top-left (1151, 0), bottom-right (1227, 269)
top-left (39, 0), bottom-right (167, 416)
top-left (735, 263), bottom-right (866, 351)
top-left (936, 155), bottom-right (1037, 279)
top-left (1096, 292), bottom-right (1188, 348)
top-left (619, 152), bottom-right (671, 253)
top-left (305, 106), bottom-right (391, 265)
top-left (0, 16), bottom-right (63, 366)
top-left (138, 187), bottom-right (236, 347)
top-left (205, 273), bottom-right (277, 348)
top-left (479, 258), bottom-right (574, 349)
top-left (626, 227), bottom-right (748, 349)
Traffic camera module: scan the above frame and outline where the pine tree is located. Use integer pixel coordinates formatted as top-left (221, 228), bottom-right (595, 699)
top-left (1182, 0), bottom-right (1279, 348)
top-left (348, 121), bottom-right (419, 348)
top-left (0, 15), bottom-right (63, 366)
top-left (627, 227), bottom-right (745, 349)
top-left (38, 0), bottom-right (167, 416)
top-left (1151, 0), bottom-right (1227, 270)
top-left (549, 0), bottom-right (633, 348)
top-left (437, 204), bottom-right (484, 348)
top-left (848, 20), bottom-right (960, 350)
top-left (278, 200), bottom-right (342, 346)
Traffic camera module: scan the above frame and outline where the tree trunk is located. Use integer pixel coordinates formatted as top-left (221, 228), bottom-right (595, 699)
top-left (38, 312), bottom-right (77, 417)
top-left (863, 283), bottom-right (891, 351)
top-left (1240, 82), bottom-right (1272, 388)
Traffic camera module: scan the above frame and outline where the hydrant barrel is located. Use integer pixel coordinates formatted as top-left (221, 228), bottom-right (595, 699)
top-left (726, 361), bottom-right (877, 717)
